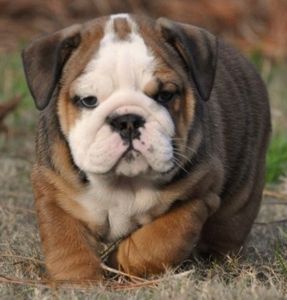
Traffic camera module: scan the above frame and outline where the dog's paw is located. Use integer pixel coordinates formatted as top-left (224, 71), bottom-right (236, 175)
top-left (47, 255), bottom-right (103, 283)
top-left (108, 237), bottom-right (162, 277)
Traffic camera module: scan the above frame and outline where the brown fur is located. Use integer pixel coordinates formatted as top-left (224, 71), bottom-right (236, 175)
top-left (22, 15), bottom-right (271, 280)
top-left (31, 167), bottom-right (102, 281)
top-left (113, 17), bottom-right (132, 40)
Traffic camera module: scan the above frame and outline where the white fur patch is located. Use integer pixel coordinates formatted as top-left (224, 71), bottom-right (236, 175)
top-left (79, 176), bottom-right (171, 241)
top-left (68, 14), bottom-right (176, 241)
top-left (73, 15), bottom-right (155, 99)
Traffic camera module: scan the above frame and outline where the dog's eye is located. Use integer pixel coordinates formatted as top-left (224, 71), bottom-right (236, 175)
top-left (78, 96), bottom-right (98, 108)
top-left (155, 91), bottom-right (176, 104)
top-left (80, 96), bottom-right (98, 108)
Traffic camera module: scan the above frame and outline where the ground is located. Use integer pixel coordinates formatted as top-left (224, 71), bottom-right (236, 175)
top-left (0, 53), bottom-right (286, 299)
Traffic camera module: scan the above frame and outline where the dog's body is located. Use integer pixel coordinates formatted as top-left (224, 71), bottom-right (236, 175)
top-left (22, 14), bottom-right (271, 280)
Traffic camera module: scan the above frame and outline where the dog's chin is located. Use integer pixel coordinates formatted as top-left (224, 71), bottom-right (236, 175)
top-left (115, 152), bottom-right (149, 177)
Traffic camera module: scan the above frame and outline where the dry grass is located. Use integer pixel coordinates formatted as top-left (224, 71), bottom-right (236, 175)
top-left (0, 176), bottom-right (287, 300)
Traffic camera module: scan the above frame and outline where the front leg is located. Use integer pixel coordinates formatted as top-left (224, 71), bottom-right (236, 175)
top-left (109, 196), bottom-right (216, 276)
top-left (33, 172), bottom-right (103, 281)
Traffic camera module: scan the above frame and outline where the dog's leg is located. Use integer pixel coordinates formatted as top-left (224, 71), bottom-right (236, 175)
top-left (109, 196), bottom-right (214, 276)
top-left (33, 173), bottom-right (102, 282)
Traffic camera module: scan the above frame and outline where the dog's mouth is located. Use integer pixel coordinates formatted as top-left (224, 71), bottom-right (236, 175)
top-left (122, 147), bottom-right (141, 162)
top-left (114, 146), bottom-right (150, 177)
top-left (105, 141), bottom-right (178, 180)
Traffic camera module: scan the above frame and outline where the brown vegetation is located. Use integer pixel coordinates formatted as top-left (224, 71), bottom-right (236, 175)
top-left (0, 95), bottom-right (21, 136)
top-left (0, 0), bottom-right (287, 59)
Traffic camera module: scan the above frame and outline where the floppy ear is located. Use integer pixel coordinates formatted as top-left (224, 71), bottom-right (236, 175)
top-left (22, 24), bottom-right (82, 110)
top-left (156, 18), bottom-right (218, 101)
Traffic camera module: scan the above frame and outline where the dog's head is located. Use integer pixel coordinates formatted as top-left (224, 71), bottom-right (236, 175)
top-left (22, 14), bottom-right (217, 182)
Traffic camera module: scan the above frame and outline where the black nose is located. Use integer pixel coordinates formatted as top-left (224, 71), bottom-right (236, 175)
top-left (107, 114), bottom-right (145, 141)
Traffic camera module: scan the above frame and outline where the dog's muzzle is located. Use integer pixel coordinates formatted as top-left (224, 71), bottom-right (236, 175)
top-left (107, 113), bottom-right (145, 143)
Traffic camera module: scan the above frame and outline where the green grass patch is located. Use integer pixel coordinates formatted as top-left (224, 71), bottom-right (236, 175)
top-left (0, 52), bottom-right (31, 106)
top-left (0, 53), bottom-right (36, 132)
top-left (266, 134), bottom-right (287, 184)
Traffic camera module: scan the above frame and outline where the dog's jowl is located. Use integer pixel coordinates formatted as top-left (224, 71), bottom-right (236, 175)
top-left (22, 14), bottom-right (271, 280)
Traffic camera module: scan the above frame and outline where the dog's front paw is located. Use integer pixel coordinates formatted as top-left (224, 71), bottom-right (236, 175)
top-left (108, 200), bottom-right (208, 277)
top-left (46, 249), bottom-right (104, 283)
top-left (108, 236), bottom-right (165, 277)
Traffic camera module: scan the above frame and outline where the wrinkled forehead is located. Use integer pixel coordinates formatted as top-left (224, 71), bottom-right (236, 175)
top-left (70, 14), bottom-right (160, 98)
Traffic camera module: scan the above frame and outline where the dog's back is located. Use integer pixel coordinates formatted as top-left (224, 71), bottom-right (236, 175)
top-left (199, 40), bottom-right (271, 254)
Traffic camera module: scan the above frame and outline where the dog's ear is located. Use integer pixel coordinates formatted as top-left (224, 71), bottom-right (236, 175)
top-left (156, 18), bottom-right (218, 101)
top-left (22, 24), bottom-right (82, 110)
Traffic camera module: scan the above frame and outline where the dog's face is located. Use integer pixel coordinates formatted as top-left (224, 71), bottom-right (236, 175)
top-left (22, 14), bottom-right (217, 183)
top-left (68, 16), bottom-right (177, 179)
top-left (66, 16), bottom-right (192, 180)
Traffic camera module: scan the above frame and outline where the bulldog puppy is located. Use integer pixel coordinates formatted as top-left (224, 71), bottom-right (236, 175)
top-left (22, 14), bottom-right (271, 280)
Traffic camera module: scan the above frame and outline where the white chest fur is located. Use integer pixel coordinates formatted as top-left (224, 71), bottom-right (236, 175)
top-left (76, 177), bottom-right (170, 242)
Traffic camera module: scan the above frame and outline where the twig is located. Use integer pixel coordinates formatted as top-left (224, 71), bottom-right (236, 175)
top-left (0, 254), bottom-right (44, 264)
top-left (0, 190), bottom-right (32, 198)
top-left (169, 269), bottom-right (195, 279)
top-left (101, 263), bottom-right (147, 283)
top-left (107, 280), bottom-right (158, 290)
top-left (0, 204), bottom-right (35, 214)
top-left (262, 201), bottom-right (287, 205)
top-left (0, 275), bottom-right (50, 287)
top-left (0, 95), bottom-right (22, 122)
top-left (263, 189), bottom-right (287, 201)
top-left (0, 275), bottom-right (100, 290)
top-left (0, 274), bottom-right (155, 291)
top-left (102, 264), bottom-right (195, 290)
top-left (106, 269), bottom-right (195, 290)
top-left (255, 219), bottom-right (287, 225)
top-left (100, 239), bottom-right (122, 261)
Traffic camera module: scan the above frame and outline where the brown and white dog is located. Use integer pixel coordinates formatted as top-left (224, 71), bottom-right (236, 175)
top-left (22, 14), bottom-right (271, 280)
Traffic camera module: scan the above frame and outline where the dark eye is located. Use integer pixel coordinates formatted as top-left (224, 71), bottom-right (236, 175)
top-left (78, 96), bottom-right (98, 108)
top-left (155, 91), bottom-right (176, 104)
